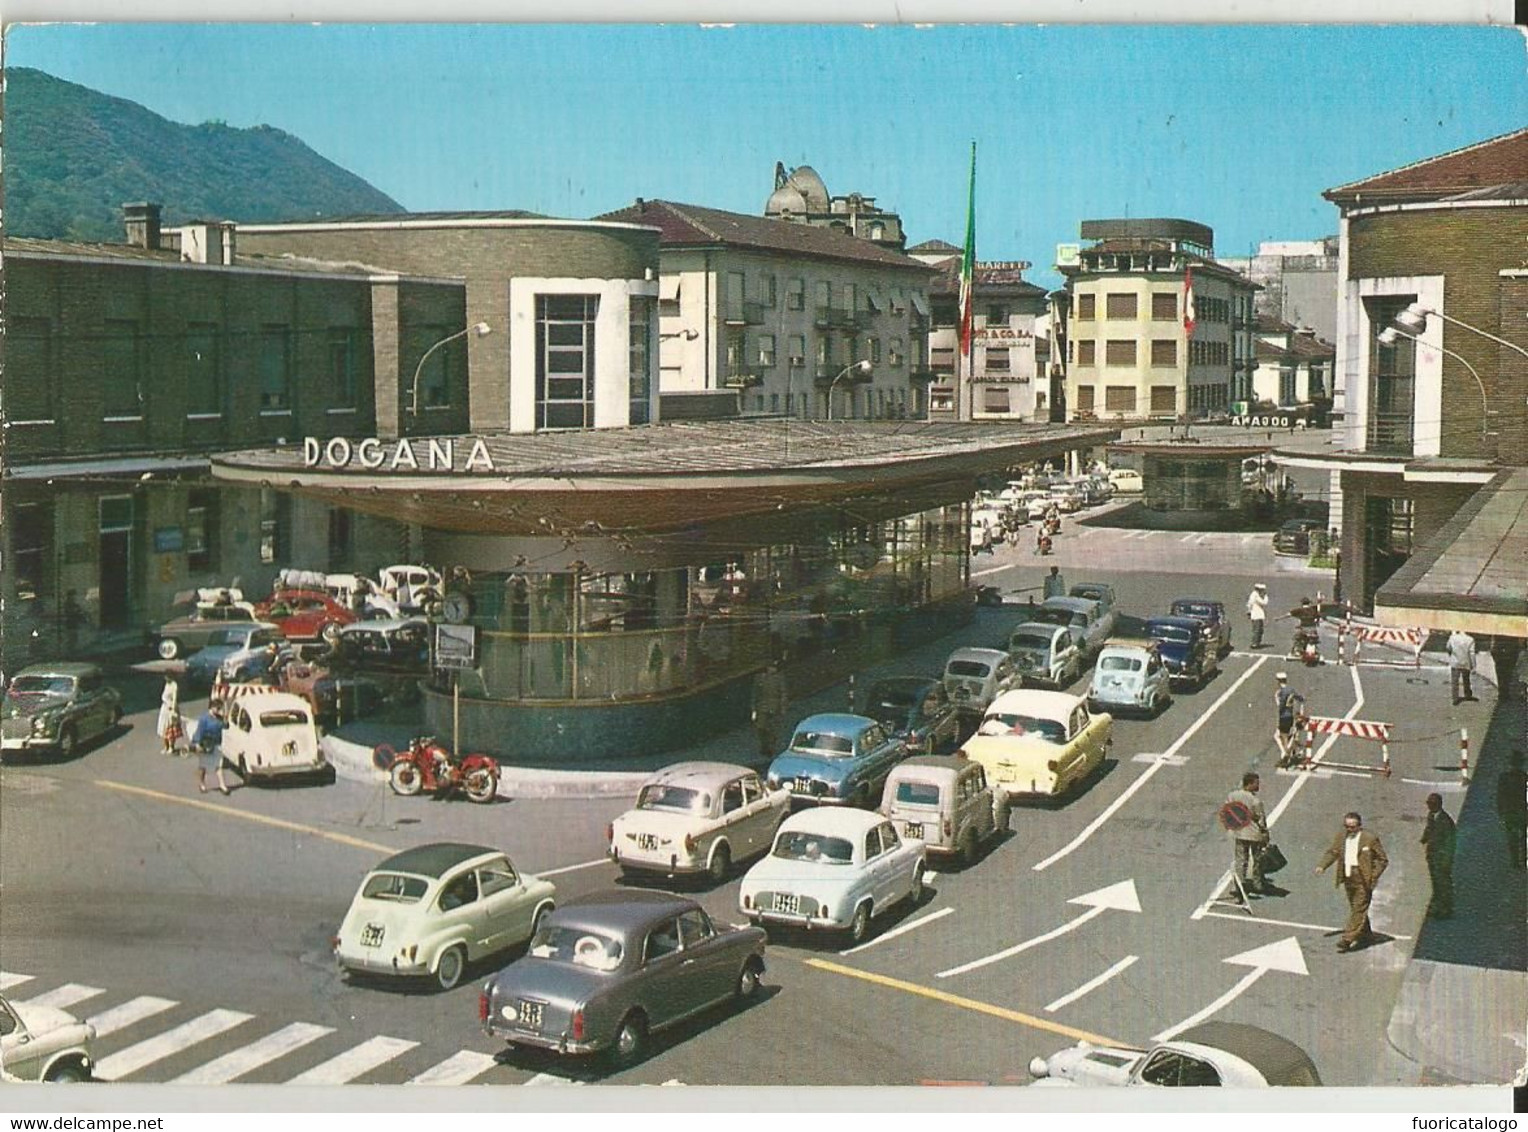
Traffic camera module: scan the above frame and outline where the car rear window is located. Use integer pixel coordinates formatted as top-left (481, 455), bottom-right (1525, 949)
top-left (1173, 603), bottom-right (1213, 619)
top-left (946, 660), bottom-right (991, 679)
top-left (8, 676), bottom-right (75, 696)
top-left (259, 710), bottom-right (310, 727)
top-left (1150, 624), bottom-right (1194, 644)
top-left (361, 872), bottom-right (428, 902)
top-left (636, 784), bottom-right (709, 814)
top-left (1099, 655), bottom-right (1143, 672)
top-left (894, 780), bottom-right (942, 807)
top-left (529, 925), bottom-right (624, 971)
top-left (773, 831), bottom-right (853, 863)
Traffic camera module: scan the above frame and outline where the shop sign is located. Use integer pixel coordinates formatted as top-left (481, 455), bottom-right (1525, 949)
top-left (433, 623), bottom-right (478, 670)
top-left (302, 436), bottom-right (497, 473)
top-left (153, 527), bottom-right (184, 553)
top-left (974, 327), bottom-right (1034, 344)
top-left (1231, 413), bottom-right (1305, 429)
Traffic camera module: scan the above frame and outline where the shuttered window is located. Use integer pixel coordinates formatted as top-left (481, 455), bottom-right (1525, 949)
top-left (1075, 386), bottom-right (1095, 410)
top-left (1105, 385), bottom-right (1137, 412)
top-left (1077, 294), bottom-right (1096, 320)
top-left (1105, 340), bottom-right (1136, 366)
top-left (1106, 293), bottom-right (1137, 320)
top-left (1151, 340), bottom-right (1178, 367)
top-left (1152, 293), bottom-right (1178, 321)
top-left (1077, 340), bottom-right (1096, 366)
top-left (1150, 385), bottom-right (1177, 413)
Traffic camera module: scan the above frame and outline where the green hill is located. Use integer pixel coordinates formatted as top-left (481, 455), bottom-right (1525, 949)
top-left (4, 67), bottom-right (404, 241)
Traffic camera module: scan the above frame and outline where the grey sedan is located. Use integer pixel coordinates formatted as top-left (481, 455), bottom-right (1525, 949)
top-left (480, 889), bottom-right (766, 1067)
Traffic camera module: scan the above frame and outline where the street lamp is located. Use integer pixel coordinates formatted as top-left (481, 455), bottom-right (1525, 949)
top-left (1378, 325), bottom-right (1491, 442)
top-left (1394, 301), bottom-right (1528, 362)
top-left (659, 329), bottom-right (699, 341)
top-left (824, 359), bottom-right (872, 420)
top-left (408, 322), bottom-right (492, 417)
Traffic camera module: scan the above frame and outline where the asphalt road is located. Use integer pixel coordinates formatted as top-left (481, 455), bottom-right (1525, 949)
top-left (0, 521), bottom-right (1502, 1089)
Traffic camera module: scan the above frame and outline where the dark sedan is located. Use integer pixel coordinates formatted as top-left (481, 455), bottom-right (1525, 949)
top-left (481, 890), bottom-right (766, 1067)
top-left (861, 677), bottom-right (962, 757)
top-left (2, 663), bottom-right (121, 758)
top-left (1146, 616), bottom-right (1220, 687)
top-left (1273, 518), bottom-right (1323, 556)
top-left (1169, 598), bottom-right (1232, 656)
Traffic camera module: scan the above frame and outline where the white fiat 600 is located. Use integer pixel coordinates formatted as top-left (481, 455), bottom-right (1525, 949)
top-left (738, 807), bottom-right (926, 945)
top-left (219, 690), bottom-right (331, 782)
top-left (0, 994), bottom-right (95, 1082)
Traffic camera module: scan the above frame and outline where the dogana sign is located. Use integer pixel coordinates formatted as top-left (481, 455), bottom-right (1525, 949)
top-left (302, 436), bottom-right (497, 473)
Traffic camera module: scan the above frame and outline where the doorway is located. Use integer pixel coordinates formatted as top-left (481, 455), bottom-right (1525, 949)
top-left (98, 495), bottom-right (134, 628)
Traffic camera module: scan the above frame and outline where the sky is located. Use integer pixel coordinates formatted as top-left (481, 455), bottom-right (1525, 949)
top-left (6, 23), bottom-right (1525, 289)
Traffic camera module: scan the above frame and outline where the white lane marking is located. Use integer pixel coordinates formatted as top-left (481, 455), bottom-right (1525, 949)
top-left (94, 1008), bottom-right (253, 1081)
top-left (1200, 908), bottom-right (1412, 940)
top-left (525, 1072), bottom-right (585, 1086)
top-left (405, 1049), bottom-right (500, 1085)
top-left (1034, 656), bottom-right (1270, 872)
top-left (1399, 779), bottom-right (1465, 792)
top-left (285, 1035), bottom-right (419, 1085)
top-left (0, 972), bottom-right (34, 990)
top-left (1152, 938), bottom-right (1308, 1043)
top-left (840, 906), bottom-right (955, 956)
top-left (938, 880), bottom-right (1140, 978)
top-left (1178, 534), bottom-right (1197, 544)
top-left (173, 1022), bottom-right (334, 1084)
top-left (1045, 955), bottom-right (1139, 1013)
top-left (536, 857), bottom-right (612, 878)
top-left (85, 996), bottom-right (178, 1038)
top-left (15, 983), bottom-right (105, 1011)
top-left (1279, 765), bottom-right (1373, 780)
top-left (971, 564), bottom-right (1012, 579)
top-left (1132, 752), bottom-right (1186, 766)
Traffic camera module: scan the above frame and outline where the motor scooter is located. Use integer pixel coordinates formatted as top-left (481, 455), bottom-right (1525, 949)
top-left (1290, 626), bottom-right (1322, 667)
top-left (1036, 534), bottom-right (1054, 556)
top-left (378, 735), bottom-right (499, 803)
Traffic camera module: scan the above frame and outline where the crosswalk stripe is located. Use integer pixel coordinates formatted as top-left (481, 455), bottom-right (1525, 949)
top-left (0, 972), bottom-right (34, 990)
top-left (525, 1072), bottom-right (584, 1086)
top-left (15, 983), bottom-right (106, 1011)
top-left (172, 1022), bottom-right (334, 1084)
top-left (85, 996), bottom-right (178, 1039)
top-left (94, 1008), bottom-right (253, 1081)
top-left (285, 1035), bottom-right (419, 1085)
top-left (405, 1049), bottom-right (500, 1085)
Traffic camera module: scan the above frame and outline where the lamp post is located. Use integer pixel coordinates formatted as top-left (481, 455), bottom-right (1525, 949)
top-left (824, 359), bottom-right (872, 420)
top-left (408, 322), bottom-right (492, 418)
top-left (1395, 302), bottom-right (1528, 363)
top-left (1378, 325), bottom-right (1491, 443)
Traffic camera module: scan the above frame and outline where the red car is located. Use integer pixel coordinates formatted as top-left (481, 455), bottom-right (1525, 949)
top-left (255, 589), bottom-right (357, 644)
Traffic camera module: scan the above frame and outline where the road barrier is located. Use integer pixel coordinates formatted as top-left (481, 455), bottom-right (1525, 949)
top-left (1336, 615), bottom-right (1425, 669)
top-left (1459, 727), bottom-right (1471, 783)
top-left (1294, 713), bottom-right (1394, 777)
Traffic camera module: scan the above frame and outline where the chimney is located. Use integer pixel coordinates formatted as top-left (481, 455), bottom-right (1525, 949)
top-left (178, 221), bottom-right (237, 265)
top-left (123, 202), bottom-right (163, 250)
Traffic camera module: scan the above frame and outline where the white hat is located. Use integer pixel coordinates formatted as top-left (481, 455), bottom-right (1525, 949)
top-left (1254, 582), bottom-right (1267, 590)
top-left (1275, 671), bottom-right (1288, 682)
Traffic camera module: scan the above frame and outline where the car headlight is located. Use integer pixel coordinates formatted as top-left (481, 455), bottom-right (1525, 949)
top-left (32, 715), bottom-right (52, 735)
top-left (1028, 1056), bottom-right (1052, 1079)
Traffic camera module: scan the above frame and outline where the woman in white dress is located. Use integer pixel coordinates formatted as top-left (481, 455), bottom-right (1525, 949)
top-left (157, 676), bottom-right (184, 755)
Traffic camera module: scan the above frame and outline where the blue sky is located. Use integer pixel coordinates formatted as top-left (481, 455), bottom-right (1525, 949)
top-left (8, 23), bottom-right (1524, 288)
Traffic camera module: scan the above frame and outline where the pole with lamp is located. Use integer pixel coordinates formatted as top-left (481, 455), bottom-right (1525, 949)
top-left (825, 359), bottom-right (872, 420)
top-left (1393, 302), bottom-right (1528, 363)
top-left (408, 322), bottom-right (492, 419)
top-left (1377, 325), bottom-right (1492, 446)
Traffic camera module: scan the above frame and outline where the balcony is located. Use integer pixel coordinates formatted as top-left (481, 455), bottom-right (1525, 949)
top-left (814, 364), bottom-right (874, 387)
top-left (1365, 411), bottom-right (1414, 455)
top-left (814, 306), bottom-right (851, 329)
top-left (724, 301), bottom-right (768, 326)
top-left (724, 368), bottom-right (765, 390)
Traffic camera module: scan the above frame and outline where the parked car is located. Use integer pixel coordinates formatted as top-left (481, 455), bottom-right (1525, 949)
top-left (218, 639), bottom-right (299, 685)
top-left (1069, 582), bottom-right (1118, 622)
top-left (334, 842), bottom-right (556, 991)
top-left (1170, 598), bottom-right (1232, 656)
top-left (378, 564), bottom-right (444, 608)
top-left (1023, 492), bottom-right (1054, 520)
top-left (219, 690), bottom-right (331, 782)
top-left (1146, 616), bottom-right (1220, 687)
top-left (255, 589), bottom-right (357, 644)
top-left (1008, 623), bottom-right (1083, 688)
top-left (1048, 487), bottom-right (1084, 513)
top-left (942, 647), bottom-right (1020, 719)
top-left (335, 617), bottom-right (431, 675)
top-left (1029, 1022), bottom-right (1321, 1087)
top-left (1089, 640), bottom-right (1172, 717)
top-left (861, 677), bottom-right (962, 757)
top-left (154, 597), bottom-right (259, 660)
top-left (1, 663), bottom-right (122, 758)
top-left (280, 661), bottom-right (390, 726)
top-left (739, 807), bottom-right (926, 944)
top-left (480, 889), bottom-right (766, 1066)
top-left (1027, 596), bottom-right (1115, 658)
top-left (880, 755), bottom-right (1005, 865)
top-left (1274, 518), bottom-right (1324, 555)
top-left (765, 713), bottom-right (909, 809)
top-left (1108, 468), bottom-right (1144, 494)
top-left (184, 623), bottom-right (283, 686)
top-left (608, 762), bottom-right (791, 884)
top-left (0, 993), bottom-right (95, 1082)
top-left (961, 688), bottom-right (1112, 800)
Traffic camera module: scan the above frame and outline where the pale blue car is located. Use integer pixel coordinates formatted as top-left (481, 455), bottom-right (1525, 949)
top-left (765, 713), bottom-right (908, 808)
top-left (1088, 641), bottom-right (1172, 717)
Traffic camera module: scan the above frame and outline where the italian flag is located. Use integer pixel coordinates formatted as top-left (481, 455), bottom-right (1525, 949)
top-left (959, 142), bottom-right (977, 359)
top-left (1183, 264), bottom-right (1197, 338)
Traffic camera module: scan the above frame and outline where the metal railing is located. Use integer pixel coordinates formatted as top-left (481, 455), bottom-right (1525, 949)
top-left (1365, 411), bottom-right (1414, 455)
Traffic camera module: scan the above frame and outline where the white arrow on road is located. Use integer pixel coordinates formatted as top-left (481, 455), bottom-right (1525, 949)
top-left (1151, 936), bottom-right (1309, 1042)
top-left (937, 879), bottom-right (1140, 979)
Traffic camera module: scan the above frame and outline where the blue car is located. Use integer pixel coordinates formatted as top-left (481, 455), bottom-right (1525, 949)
top-left (183, 623), bottom-right (283, 686)
top-left (1145, 616), bottom-right (1220, 688)
top-left (1169, 598), bottom-right (1232, 657)
top-left (765, 712), bottom-right (909, 809)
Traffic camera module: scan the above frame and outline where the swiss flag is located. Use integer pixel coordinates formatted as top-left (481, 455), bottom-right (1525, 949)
top-left (1183, 266), bottom-right (1197, 337)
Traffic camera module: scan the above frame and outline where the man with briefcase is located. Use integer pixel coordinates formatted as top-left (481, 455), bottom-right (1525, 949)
top-left (1223, 771), bottom-right (1274, 897)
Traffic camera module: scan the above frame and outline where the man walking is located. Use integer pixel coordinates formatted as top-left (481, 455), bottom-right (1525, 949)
top-left (191, 699), bottom-right (232, 796)
top-left (1315, 812), bottom-right (1389, 951)
top-left (1273, 672), bottom-right (1306, 769)
top-left (1043, 565), bottom-right (1067, 600)
top-left (1496, 748), bottom-right (1527, 870)
top-left (1246, 583), bottom-right (1269, 649)
top-left (1447, 629), bottom-right (1477, 704)
top-left (1420, 792), bottom-right (1455, 919)
top-left (750, 657), bottom-right (791, 762)
top-left (1225, 771), bottom-right (1271, 897)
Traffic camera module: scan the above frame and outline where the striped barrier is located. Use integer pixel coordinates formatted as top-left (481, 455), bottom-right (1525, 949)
top-left (1294, 713), bottom-right (1394, 777)
top-left (1338, 617), bottom-right (1426, 668)
top-left (1459, 727), bottom-right (1471, 783)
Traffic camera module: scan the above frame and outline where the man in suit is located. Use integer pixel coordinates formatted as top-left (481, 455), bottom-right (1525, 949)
top-left (1315, 811), bottom-right (1389, 952)
top-left (1420, 792), bottom-right (1456, 919)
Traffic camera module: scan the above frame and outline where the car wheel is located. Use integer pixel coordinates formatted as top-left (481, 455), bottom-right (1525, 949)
top-left (320, 621), bottom-right (343, 645)
top-left (994, 794), bottom-right (1012, 833)
top-left (389, 760), bottom-right (424, 796)
top-left (959, 829), bottom-right (980, 868)
top-left (735, 958), bottom-right (762, 1001)
top-left (237, 756), bottom-right (250, 779)
top-left (434, 944), bottom-right (466, 991)
top-left (708, 843), bottom-right (732, 885)
top-left (57, 726), bottom-right (76, 759)
top-left (157, 638), bottom-right (182, 661)
top-left (848, 902), bottom-right (873, 944)
top-left (610, 1010), bottom-right (648, 1067)
top-left (530, 902), bottom-right (553, 939)
top-left (45, 1061), bottom-right (89, 1083)
top-left (909, 864), bottom-right (926, 904)
top-left (110, 706), bottom-right (123, 729)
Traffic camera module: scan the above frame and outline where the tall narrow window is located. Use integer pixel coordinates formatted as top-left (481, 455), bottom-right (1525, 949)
top-left (757, 333), bottom-right (777, 368)
top-left (103, 319), bottom-right (144, 418)
top-left (629, 296), bottom-right (653, 425)
top-left (9, 317), bottom-right (55, 422)
top-left (761, 274), bottom-right (778, 308)
top-left (10, 502), bottom-right (52, 602)
top-left (327, 507), bottom-right (353, 567)
top-left (186, 322), bottom-right (222, 417)
top-left (415, 325), bottom-right (454, 409)
top-left (259, 488), bottom-right (290, 565)
top-left (328, 327), bottom-right (358, 408)
top-left (726, 272), bottom-right (746, 321)
top-left (787, 278), bottom-right (805, 311)
top-left (185, 489), bottom-right (220, 574)
top-left (536, 294), bottom-right (597, 430)
top-left (259, 325), bottom-right (292, 412)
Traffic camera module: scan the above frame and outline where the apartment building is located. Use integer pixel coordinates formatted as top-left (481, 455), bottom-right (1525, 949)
top-left (1220, 237), bottom-right (1340, 343)
top-left (764, 162), bottom-right (908, 252)
top-left (1250, 316), bottom-right (1336, 411)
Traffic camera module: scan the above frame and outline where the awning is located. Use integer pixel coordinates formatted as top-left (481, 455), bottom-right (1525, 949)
top-left (659, 275), bottom-right (681, 302)
top-left (910, 293), bottom-right (929, 317)
top-left (4, 455), bottom-right (211, 482)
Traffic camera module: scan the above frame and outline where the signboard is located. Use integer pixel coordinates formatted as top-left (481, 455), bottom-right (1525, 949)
top-left (1055, 243), bottom-right (1081, 267)
top-left (433, 623), bottom-right (479, 670)
top-left (977, 260), bottom-right (1032, 271)
top-left (974, 327), bottom-right (1035, 344)
top-left (153, 527), bottom-right (184, 553)
top-left (1231, 413), bottom-right (1306, 429)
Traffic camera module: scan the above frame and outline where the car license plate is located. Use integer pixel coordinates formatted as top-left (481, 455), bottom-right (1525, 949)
top-left (636, 833), bottom-right (658, 851)
top-left (904, 822), bottom-right (923, 839)
top-left (360, 924), bottom-right (384, 948)
top-left (517, 1000), bottom-right (543, 1030)
top-left (774, 893), bottom-right (800, 915)
top-left (793, 776), bottom-right (812, 793)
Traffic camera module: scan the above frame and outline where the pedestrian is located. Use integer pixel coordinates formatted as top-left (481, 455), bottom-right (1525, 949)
top-left (1043, 565), bottom-right (1067, 600)
top-left (1419, 792), bottom-right (1455, 919)
top-left (1246, 582), bottom-right (1269, 649)
top-left (1273, 672), bottom-right (1306, 768)
top-left (1447, 629), bottom-right (1477, 704)
top-left (1314, 811), bottom-right (1389, 952)
top-left (1496, 748), bottom-right (1527, 870)
top-left (191, 699), bottom-right (232, 796)
top-left (156, 675), bottom-right (184, 756)
top-left (751, 656), bottom-right (790, 761)
top-left (1225, 771), bottom-right (1271, 897)
top-left (979, 523), bottom-right (994, 556)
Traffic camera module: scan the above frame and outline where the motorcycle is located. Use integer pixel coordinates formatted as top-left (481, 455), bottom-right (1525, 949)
top-left (379, 735), bottom-right (499, 803)
top-left (1036, 534), bottom-right (1054, 556)
top-left (1290, 626), bottom-right (1322, 667)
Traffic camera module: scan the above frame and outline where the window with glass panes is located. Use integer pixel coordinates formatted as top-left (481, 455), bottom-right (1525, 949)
top-left (328, 328), bottom-right (358, 408)
top-left (415, 325), bottom-right (453, 409)
top-left (8, 317), bottom-right (55, 422)
top-left (259, 325), bottom-right (292, 411)
top-left (103, 319), bottom-right (144, 417)
top-left (9, 502), bottom-right (52, 601)
top-left (536, 295), bottom-right (597, 429)
top-left (186, 489), bottom-right (219, 574)
top-left (629, 297), bottom-right (653, 424)
top-left (757, 334), bottom-right (777, 368)
top-left (185, 323), bottom-right (222, 417)
top-left (787, 278), bottom-right (805, 311)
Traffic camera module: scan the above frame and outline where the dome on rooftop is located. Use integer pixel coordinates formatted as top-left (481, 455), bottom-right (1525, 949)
top-left (766, 183), bottom-right (808, 216)
top-left (786, 165), bottom-right (830, 211)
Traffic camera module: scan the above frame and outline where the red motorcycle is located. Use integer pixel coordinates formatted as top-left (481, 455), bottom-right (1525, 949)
top-left (378, 735), bottom-right (500, 804)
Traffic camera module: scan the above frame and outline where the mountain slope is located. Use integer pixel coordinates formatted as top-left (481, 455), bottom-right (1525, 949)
top-left (4, 67), bottom-right (404, 241)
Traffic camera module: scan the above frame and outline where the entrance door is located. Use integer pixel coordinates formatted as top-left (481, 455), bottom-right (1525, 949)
top-left (99, 496), bottom-right (134, 628)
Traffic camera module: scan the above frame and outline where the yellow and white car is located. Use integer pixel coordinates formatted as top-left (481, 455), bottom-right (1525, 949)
top-left (959, 688), bottom-right (1112, 800)
top-left (220, 690), bottom-right (331, 782)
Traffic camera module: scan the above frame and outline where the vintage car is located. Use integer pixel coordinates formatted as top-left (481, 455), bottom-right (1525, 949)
top-left (1069, 582), bottom-right (1119, 622)
top-left (881, 755), bottom-right (1005, 865)
top-left (1008, 623), bottom-right (1082, 689)
top-left (1107, 467), bottom-right (1144, 494)
top-left (961, 688), bottom-right (1112, 800)
top-left (480, 889), bottom-right (766, 1066)
top-left (1029, 1022), bottom-right (1322, 1088)
top-left (0, 993), bottom-right (95, 1082)
top-left (378, 564), bottom-right (444, 609)
top-left (861, 677), bottom-right (962, 757)
top-left (738, 807), bottom-right (926, 944)
top-left (608, 762), bottom-right (791, 884)
top-left (280, 661), bottom-right (389, 725)
top-left (184, 623), bottom-right (283, 686)
top-left (1273, 517), bottom-right (1324, 556)
top-left (1170, 598), bottom-right (1233, 656)
top-left (334, 617), bottom-right (431, 675)
top-left (335, 842), bottom-right (556, 991)
top-left (942, 647), bottom-right (1019, 718)
top-left (217, 638), bottom-right (300, 685)
top-left (220, 690), bottom-right (331, 782)
top-left (1, 663), bottom-right (122, 758)
top-left (1147, 616), bottom-right (1221, 687)
top-left (154, 596), bottom-right (259, 660)
top-left (255, 589), bottom-right (357, 643)
top-left (1024, 596), bottom-right (1115, 659)
top-left (1089, 640), bottom-right (1172, 717)
top-left (765, 713), bottom-right (908, 808)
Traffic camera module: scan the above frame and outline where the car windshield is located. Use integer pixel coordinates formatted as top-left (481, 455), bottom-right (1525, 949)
top-left (791, 730), bottom-right (854, 756)
top-left (1151, 624), bottom-right (1194, 644)
top-left (7, 676), bottom-right (75, 697)
top-left (1072, 587), bottom-right (1104, 602)
top-left (980, 713), bottom-right (1066, 744)
top-left (1174, 603), bottom-right (1214, 620)
top-left (361, 872), bottom-right (428, 903)
top-left (208, 629), bottom-right (243, 647)
top-left (772, 831), bottom-right (854, 863)
top-left (947, 660), bottom-right (991, 679)
top-left (528, 925), bottom-right (624, 971)
top-left (636, 784), bottom-right (710, 814)
top-left (1029, 609), bottom-right (1071, 627)
top-left (258, 710), bottom-right (310, 727)
top-left (894, 780), bottom-right (942, 807)
top-left (1099, 655), bottom-right (1143, 672)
